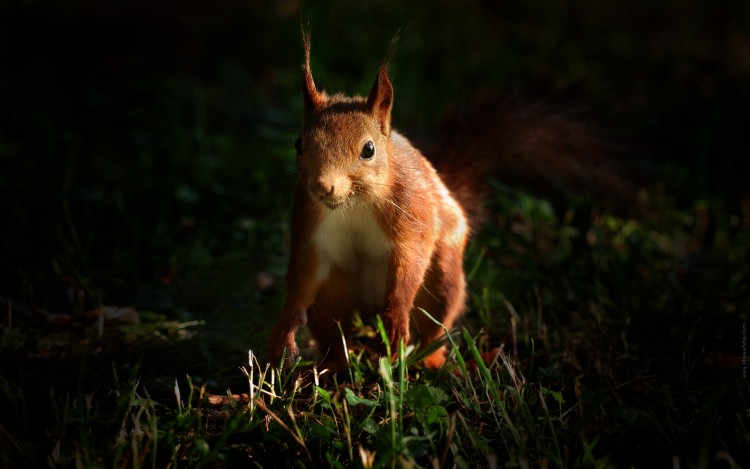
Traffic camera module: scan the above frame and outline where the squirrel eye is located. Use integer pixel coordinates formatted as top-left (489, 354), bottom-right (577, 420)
top-left (360, 140), bottom-right (375, 160)
top-left (294, 137), bottom-right (302, 155)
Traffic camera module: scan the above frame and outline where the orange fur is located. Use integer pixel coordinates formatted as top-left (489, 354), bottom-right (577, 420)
top-left (268, 33), bottom-right (467, 371)
top-left (267, 32), bottom-right (642, 373)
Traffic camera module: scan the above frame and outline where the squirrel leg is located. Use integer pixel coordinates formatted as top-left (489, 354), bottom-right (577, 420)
top-left (383, 242), bottom-right (434, 356)
top-left (268, 246), bottom-right (321, 368)
top-left (268, 303), bottom-right (308, 367)
top-left (414, 241), bottom-right (467, 369)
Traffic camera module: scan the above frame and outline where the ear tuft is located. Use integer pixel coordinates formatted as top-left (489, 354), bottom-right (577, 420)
top-left (366, 33), bottom-right (400, 135)
top-left (302, 27), bottom-right (324, 114)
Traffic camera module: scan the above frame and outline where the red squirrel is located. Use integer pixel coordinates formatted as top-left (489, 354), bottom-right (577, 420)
top-left (268, 33), bottom-right (469, 371)
top-left (268, 33), bottom-right (641, 372)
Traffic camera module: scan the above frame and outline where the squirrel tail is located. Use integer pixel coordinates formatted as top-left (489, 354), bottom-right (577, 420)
top-left (426, 94), bottom-right (647, 226)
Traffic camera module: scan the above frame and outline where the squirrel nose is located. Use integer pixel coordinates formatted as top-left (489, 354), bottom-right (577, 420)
top-left (310, 179), bottom-right (335, 198)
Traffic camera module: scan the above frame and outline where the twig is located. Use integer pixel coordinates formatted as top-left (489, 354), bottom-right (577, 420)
top-left (255, 398), bottom-right (312, 462)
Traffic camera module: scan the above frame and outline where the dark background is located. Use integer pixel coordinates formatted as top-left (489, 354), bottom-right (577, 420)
top-left (2, 0), bottom-right (748, 313)
top-left (0, 0), bottom-right (748, 465)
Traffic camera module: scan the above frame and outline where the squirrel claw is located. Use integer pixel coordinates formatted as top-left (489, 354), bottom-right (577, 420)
top-left (384, 316), bottom-right (410, 354)
top-left (269, 325), bottom-right (299, 368)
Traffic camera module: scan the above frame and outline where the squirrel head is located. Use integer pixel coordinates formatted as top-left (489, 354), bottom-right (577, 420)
top-left (296, 31), bottom-right (395, 210)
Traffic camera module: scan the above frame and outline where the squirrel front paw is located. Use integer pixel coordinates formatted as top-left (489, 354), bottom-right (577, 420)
top-left (268, 323), bottom-right (300, 367)
top-left (384, 314), bottom-right (410, 355)
top-left (268, 308), bottom-right (308, 367)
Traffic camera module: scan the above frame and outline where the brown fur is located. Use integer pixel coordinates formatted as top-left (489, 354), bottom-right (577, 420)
top-left (430, 94), bottom-right (646, 219)
top-left (268, 33), bottom-right (642, 373)
top-left (268, 33), bottom-right (467, 371)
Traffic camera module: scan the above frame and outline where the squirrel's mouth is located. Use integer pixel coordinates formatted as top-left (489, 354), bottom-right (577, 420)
top-left (323, 200), bottom-right (344, 210)
top-left (319, 194), bottom-right (355, 210)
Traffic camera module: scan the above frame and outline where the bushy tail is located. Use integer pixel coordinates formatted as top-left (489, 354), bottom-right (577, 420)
top-left (425, 94), bottom-right (646, 225)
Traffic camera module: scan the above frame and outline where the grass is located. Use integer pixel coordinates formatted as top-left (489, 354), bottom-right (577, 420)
top-left (1, 0), bottom-right (749, 467)
top-left (2, 187), bottom-right (747, 467)
top-left (21, 319), bottom-right (594, 467)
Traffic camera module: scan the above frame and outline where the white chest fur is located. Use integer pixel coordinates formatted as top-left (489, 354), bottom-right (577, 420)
top-left (313, 203), bottom-right (391, 307)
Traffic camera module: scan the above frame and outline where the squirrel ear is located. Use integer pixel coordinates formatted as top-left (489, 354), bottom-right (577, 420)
top-left (302, 29), bottom-right (324, 114)
top-left (366, 67), bottom-right (394, 135)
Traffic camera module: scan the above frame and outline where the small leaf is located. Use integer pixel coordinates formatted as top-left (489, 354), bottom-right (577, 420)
top-left (194, 437), bottom-right (210, 456)
top-left (344, 387), bottom-right (379, 408)
top-left (541, 387), bottom-right (565, 405)
top-left (425, 405), bottom-right (448, 427)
